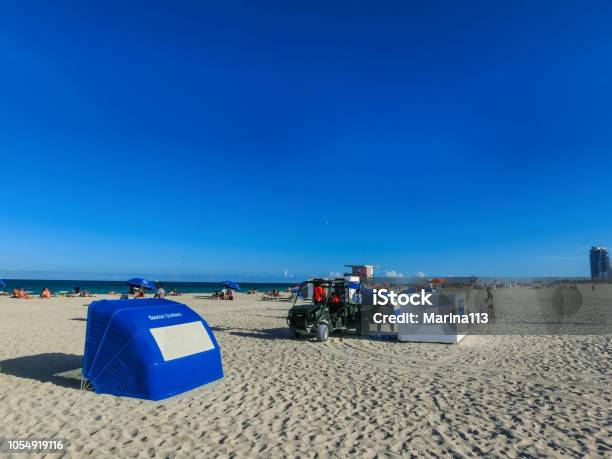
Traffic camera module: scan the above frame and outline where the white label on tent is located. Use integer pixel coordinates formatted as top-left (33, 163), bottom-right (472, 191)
top-left (150, 321), bottom-right (215, 361)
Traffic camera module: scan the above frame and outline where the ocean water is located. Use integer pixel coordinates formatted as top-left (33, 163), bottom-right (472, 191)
top-left (1, 279), bottom-right (294, 295)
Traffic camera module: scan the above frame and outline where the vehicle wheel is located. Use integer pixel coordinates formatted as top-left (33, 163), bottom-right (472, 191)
top-left (316, 324), bottom-right (329, 342)
top-left (288, 326), bottom-right (297, 339)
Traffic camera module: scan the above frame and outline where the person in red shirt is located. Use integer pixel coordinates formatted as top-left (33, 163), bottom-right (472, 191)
top-left (313, 284), bottom-right (324, 304)
top-left (330, 292), bottom-right (344, 322)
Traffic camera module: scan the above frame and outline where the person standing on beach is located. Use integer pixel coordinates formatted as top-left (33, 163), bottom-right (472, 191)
top-left (155, 284), bottom-right (166, 298)
top-left (484, 286), bottom-right (496, 322)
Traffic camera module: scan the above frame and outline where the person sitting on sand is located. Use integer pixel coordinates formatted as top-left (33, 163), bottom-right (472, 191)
top-left (12, 288), bottom-right (32, 299)
top-left (40, 288), bottom-right (51, 299)
top-left (154, 283), bottom-right (166, 298)
top-left (169, 288), bottom-right (178, 296)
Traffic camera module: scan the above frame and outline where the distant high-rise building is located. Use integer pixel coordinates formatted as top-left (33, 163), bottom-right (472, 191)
top-left (344, 264), bottom-right (374, 281)
top-left (590, 246), bottom-right (610, 279)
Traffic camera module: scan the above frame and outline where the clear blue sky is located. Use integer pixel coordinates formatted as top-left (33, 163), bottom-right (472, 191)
top-left (1, 1), bottom-right (611, 281)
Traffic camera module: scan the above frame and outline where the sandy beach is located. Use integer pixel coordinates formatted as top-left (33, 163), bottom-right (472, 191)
top-left (0, 291), bottom-right (610, 457)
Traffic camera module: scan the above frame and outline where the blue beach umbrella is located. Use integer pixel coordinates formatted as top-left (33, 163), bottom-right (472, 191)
top-left (126, 277), bottom-right (156, 290)
top-left (220, 280), bottom-right (240, 290)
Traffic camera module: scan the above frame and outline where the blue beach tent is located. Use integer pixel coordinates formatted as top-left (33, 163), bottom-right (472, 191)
top-left (83, 298), bottom-right (223, 400)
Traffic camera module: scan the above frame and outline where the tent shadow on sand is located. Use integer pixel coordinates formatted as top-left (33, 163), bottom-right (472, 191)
top-left (0, 353), bottom-right (83, 389)
top-left (222, 326), bottom-right (387, 342)
top-left (228, 327), bottom-right (292, 340)
top-left (215, 326), bottom-right (373, 342)
top-left (210, 326), bottom-right (293, 341)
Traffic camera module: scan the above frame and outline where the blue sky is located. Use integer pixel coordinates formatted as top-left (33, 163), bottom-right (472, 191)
top-left (1, 1), bottom-right (612, 281)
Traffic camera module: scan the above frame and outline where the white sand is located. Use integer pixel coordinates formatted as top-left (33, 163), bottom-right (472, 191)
top-left (0, 291), bottom-right (610, 457)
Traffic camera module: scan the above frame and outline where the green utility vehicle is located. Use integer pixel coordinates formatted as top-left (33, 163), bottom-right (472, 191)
top-left (287, 279), bottom-right (362, 342)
